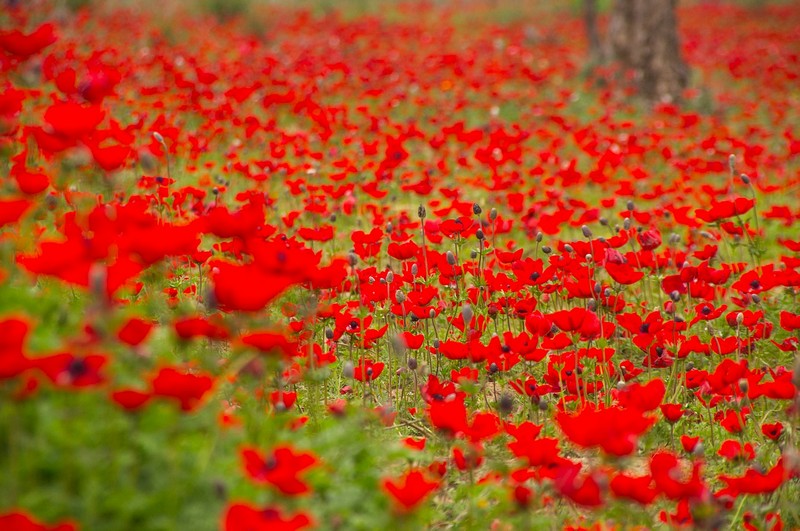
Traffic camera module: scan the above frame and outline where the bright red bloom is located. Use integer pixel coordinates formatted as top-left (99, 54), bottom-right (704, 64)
top-left (0, 23), bottom-right (57, 59)
top-left (0, 510), bottom-right (75, 531)
top-left (695, 197), bottom-right (755, 223)
top-left (0, 199), bottom-right (32, 228)
top-left (761, 422), bottom-right (783, 441)
top-left (610, 472), bottom-right (658, 505)
top-left (223, 502), bottom-right (312, 531)
top-left (556, 404), bottom-right (656, 456)
top-left (117, 317), bottom-right (155, 346)
top-left (660, 403), bottom-right (685, 423)
top-left (241, 445), bottom-right (319, 495)
top-left (382, 469), bottom-right (439, 512)
top-left (353, 357), bottom-right (385, 382)
top-left (149, 367), bottom-right (214, 411)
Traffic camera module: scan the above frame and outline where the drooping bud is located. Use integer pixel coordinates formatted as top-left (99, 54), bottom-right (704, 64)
top-left (461, 304), bottom-right (474, 327)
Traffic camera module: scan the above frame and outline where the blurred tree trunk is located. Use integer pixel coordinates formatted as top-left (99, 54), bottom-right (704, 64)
top-left (590, 0), bottom-right (689, 103)
top-left (583, 0), bottom-right (604, 64)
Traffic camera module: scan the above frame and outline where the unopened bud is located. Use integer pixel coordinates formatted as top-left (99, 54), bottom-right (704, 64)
top-left (626, 200), bottom-right (635, 212)
top-left (581, 225), bottom-right (592, 238)
top-left (728, 154), bottom-right (736, 175)
top-left (489, 208), bottom-right (497, 221)
top-left (564, 244), bottom-right (574, 253)
top-left (418, 205), bottom-right (426, 219)
top-left (446, 251), bottom-right (457, 265)
top-left (462, 304), bottom-right (474, 327)
top-left (472, 203), bottom-right (482, 215)
top-left (395, 290), bottom-right (406, 303)
top-left (536, 232), bottom-right (543, 243)
top-left (343, 361), bottom-right (355, 379)
top-left (740, 173), bottom-right (750, 185)
top-left (153, 131), bottom-right (166, 145)
top-left (541, 246), bottom-right (552, 254)
top-left (623, 218), bottom-right (631, 230)
top-left (736, 313), bottom-right (744, 325)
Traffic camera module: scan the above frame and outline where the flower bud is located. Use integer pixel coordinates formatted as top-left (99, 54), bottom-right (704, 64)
top-left (446, 251), bottom-right (457, 265)
top-left (461, 304), bottom-right (474, 327)
top-left (472, 203), bottom-right (482, 215)
top-left (581, 225), bottom-right (592, 238)
top-left (418, 205), bottom-right (426, 219)
top-left (342, 361), bottom-right (355, 379)
top-left (489, 208), bottom-right (497, 221)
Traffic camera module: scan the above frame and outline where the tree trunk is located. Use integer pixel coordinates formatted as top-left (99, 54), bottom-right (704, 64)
top-left (608, 0), bottom-right (689, 103)
top-left (583, 0), bottom-right (604, 63)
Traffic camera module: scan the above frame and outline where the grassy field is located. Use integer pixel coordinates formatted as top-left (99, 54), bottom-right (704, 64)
top-left (1, 1), bottom-right (799, 529)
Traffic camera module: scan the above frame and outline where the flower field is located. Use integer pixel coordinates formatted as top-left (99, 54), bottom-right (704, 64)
top-left (1, 1), bottom-right (800, 529)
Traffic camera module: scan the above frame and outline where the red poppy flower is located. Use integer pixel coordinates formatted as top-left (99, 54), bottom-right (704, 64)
top-left (382, 469), bottom-right (439, 512)
top-left (223, 502), bottom-right (312, 531)
top-left (696, 197), bottom-right (754, 223)
top-left (44, 101), bottom-right (105, 138)
top-left (0, 23), bottom-right (57, 59)
top-left (0, 510), bottom-right (76, 531)
top-left (761, 422), bottom-right (783, 440)
top-left (117, 317), bottom-right (155, 346)
top-left (353, 357), bottom-right (385, 382)
top-left (149, 367), bottom-right (214, 412)
top-left (241, 445), bottom-right (319, 495)
top-left (0, 198), bottom-right (32, 227)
